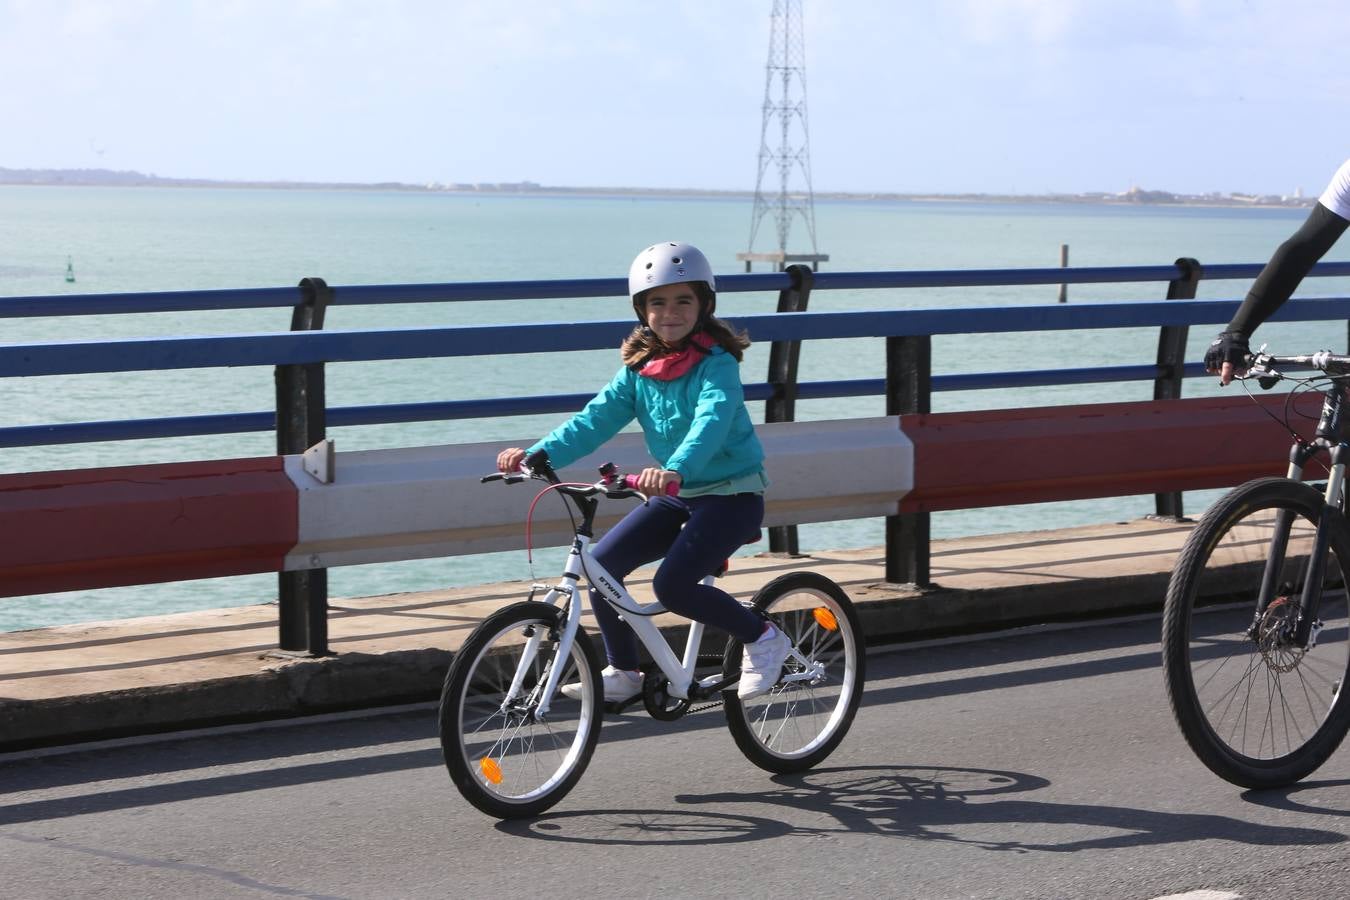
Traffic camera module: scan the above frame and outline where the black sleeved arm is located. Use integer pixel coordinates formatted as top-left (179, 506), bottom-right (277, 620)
top-left (1226, 202), bottom-right (1349, 336)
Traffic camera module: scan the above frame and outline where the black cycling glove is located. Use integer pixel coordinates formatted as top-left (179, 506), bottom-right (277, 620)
top-left (1204, 331), bottom-right (1250, 371)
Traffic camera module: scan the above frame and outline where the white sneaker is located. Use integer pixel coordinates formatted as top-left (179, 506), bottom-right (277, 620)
top-left (562, 665), bottom-right (642, 703)
top-left (738, 624), bottom-right (791, 699)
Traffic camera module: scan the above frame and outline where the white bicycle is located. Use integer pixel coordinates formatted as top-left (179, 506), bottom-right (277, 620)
top-left (438, 453), bottom-right (866, 819)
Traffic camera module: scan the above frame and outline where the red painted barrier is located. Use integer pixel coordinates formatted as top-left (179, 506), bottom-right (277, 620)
top-left (899, 395), bottom-right (1303, 513)
top-left (0, 457), bottom-right (297, 598)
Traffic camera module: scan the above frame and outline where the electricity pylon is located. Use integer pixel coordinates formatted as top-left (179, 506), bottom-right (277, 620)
top-left (738, 0), bottom-right (828, 273)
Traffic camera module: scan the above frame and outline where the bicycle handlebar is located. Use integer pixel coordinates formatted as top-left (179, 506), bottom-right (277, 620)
top-left (622, 473), bottom-right (681, 497)
top-left (1246, 350), bottom-right (1350, 370)
top-left (1240, 349), bottom-right (1350, 389)
top-left (480, 471), bottom-right (527, 485)
top-left (482, 462), bottom-right (680, 500)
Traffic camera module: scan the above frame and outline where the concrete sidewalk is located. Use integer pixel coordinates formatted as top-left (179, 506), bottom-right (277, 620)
top-left (0, 518), bottom-right (1195, 752)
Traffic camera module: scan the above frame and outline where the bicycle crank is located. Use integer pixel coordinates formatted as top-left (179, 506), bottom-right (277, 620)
top-left (642, 672), bottom-right (692, 721)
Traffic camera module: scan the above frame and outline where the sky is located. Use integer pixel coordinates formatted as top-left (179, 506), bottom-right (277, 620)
top-left (2, 0), bottom-right (1348, 197)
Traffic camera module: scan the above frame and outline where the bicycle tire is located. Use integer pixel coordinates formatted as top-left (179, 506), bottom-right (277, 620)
top-left (721, 571), bottom-right (866, 773)
top-left (439, 601), bottom-right (603, 818)
top-left (1162, 477), bottom-right (1350, 789)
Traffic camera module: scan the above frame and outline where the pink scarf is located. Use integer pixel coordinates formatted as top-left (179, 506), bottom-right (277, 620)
top-left (639, 332), bottom-right (715, 381)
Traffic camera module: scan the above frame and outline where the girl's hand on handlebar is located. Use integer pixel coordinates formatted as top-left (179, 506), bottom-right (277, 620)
top-left (497, 447), bottom-right (527, 473)
top-left (635, 467), bottom-right (681, 496)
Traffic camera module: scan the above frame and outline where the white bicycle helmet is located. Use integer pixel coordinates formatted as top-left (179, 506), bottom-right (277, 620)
top-left (627, 241), bottom-right (717, 320)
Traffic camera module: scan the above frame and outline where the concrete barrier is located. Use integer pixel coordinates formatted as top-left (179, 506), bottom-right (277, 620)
top-left (0, 395), bottom-right (1305, 596)
top-left (0, 417), bottom-right (910, 593)
top-left (285, 417), bottom-right (911, 568)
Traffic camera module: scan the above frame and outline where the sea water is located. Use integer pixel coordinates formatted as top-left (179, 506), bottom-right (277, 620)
top-left (2, 185), bottom-right (1349, 632)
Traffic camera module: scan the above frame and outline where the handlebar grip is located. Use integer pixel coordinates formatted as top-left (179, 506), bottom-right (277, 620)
top-left (622, 474), bottom-right (680, 496)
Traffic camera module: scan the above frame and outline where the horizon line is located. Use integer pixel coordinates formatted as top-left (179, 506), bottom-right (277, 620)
top-left (0, 165), bottom-right (1316, 207)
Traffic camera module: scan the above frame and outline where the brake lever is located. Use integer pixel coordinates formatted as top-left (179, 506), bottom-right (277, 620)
top-left (1241, 347), bottom-right (1281, 390)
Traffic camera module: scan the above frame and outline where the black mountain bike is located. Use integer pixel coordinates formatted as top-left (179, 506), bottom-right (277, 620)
top-left (1162, 349), bottom-right (1350, 788)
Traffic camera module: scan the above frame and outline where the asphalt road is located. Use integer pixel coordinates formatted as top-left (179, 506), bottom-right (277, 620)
top-left (2, 615), bottom-right (1347, 900)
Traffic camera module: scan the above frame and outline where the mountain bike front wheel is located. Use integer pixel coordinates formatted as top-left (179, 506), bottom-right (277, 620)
top-left (722, 571), bottom-right (865, 773)
top-left (439, 601), bottom-right (603, 818)
top-left (1162, 477), bottom-right (1350, 789)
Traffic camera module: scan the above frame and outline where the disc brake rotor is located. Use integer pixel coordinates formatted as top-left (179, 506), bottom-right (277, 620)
top-left (1257, 598), bottom-right (1305, 674)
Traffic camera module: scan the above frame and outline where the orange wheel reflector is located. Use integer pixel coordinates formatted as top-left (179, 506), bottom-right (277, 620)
top-left (480, 757), bottom-right (503, 785)
top-left (813, 607), bottom-right (839, 631)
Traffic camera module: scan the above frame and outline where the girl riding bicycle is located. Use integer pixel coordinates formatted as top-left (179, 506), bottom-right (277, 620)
top-left (495, 241), bottom-right (790, 703)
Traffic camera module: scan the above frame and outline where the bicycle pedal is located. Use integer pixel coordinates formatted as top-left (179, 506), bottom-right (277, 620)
top-left (604, 695), bottom-right (646, 715)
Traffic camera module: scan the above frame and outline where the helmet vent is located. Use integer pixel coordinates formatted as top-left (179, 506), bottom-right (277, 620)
top-left (671, 257), bottom-right (682, 264)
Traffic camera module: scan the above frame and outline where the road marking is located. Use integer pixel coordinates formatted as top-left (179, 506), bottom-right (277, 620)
top-left (1150, 891), bottom-right (1241, 900)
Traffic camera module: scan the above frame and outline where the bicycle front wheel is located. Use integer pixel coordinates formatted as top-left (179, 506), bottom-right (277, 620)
top-left (439, 601), bottom-right (603, 818)
top-left (722, 571), bottom-right (865, 773)
top-left (1162, 477), bottom-right (1350, 788)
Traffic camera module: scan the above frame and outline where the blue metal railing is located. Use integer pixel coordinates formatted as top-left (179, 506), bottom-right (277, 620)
top-left (0, 298), bottom-right (1300, 377)
top-left (8, 262), bottom-right (1350, 320)
top-left (4, 264), bottom-right (1350, 451)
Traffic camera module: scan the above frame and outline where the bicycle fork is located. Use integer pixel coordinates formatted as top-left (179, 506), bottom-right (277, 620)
top-left (502, 575), bottom-right (584, 722)
top-left (1297, 454), bottom-right (1346, 649)
top-left (1253, 446), bottom-right (1346, 650)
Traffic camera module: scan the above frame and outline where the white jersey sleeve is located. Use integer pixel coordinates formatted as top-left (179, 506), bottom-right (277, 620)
top-left (1317, 157), bottom-right (1350, 221)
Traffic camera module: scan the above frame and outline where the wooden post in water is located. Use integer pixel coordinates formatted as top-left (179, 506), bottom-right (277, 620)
top-left (1057, 244), bottom-right (1069, 303)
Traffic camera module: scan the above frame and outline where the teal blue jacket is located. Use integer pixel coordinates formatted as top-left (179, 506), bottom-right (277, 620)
top-left (527, 346), bottom-right (766, 492)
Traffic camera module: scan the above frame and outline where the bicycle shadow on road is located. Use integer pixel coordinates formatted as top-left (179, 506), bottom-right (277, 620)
top-left (498, 764), bottom-right (1347, 851)
top-left (1239, 778), bottom-right (1350, 818)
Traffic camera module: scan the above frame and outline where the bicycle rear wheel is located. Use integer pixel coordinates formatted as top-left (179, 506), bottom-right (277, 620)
top-left (439, 601), bottom-right (603, 818)
top-left (1162, 477), bottom-right (1350, 788)
top-left (722, 571), bottom-right (865, 773)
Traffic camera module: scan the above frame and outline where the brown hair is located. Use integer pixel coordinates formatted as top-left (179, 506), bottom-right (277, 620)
top-left (621, 316), bottom-right (750, 369)
top-left (623, 283), bottom-right (749, 369)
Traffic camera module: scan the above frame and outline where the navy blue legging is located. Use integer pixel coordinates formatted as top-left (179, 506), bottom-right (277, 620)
top-left (585, 492), bottom-right (765, 671)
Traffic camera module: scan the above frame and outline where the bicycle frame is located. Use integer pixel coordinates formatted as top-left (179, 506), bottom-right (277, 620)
top-left (504, 480), bottom-right (816, 720)
top-left (528, 536), bottom-right (713, 717)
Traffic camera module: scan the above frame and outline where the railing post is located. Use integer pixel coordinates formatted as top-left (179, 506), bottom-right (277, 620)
top-left (1057, 243), bottom-right (1069, 303)
top-left (885, 334), bottom-right (933, 586)
top-left (1153, 257), bottom-right (1202, 520)
top-left (765, 265), bottom-right (814, 555)
top-left (274, 276), bottom-right (332, 656)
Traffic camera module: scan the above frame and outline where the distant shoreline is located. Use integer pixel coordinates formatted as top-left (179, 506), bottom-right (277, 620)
top-left (0, 166), bottom-right (1316, 210)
